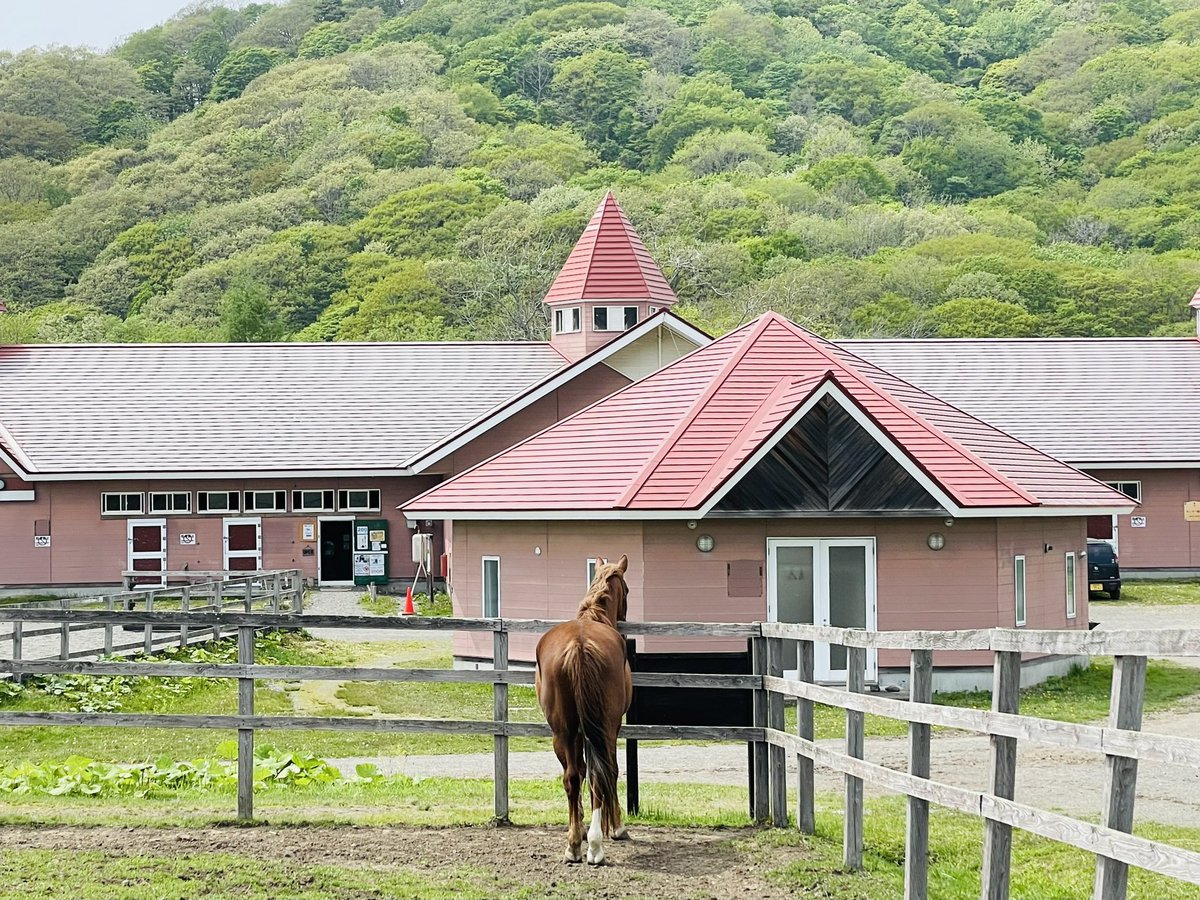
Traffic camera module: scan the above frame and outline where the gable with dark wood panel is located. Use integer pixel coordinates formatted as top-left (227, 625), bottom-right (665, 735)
top-left (715, 395), bottom-right (943, 514)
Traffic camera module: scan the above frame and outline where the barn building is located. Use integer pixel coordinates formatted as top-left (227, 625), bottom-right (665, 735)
top-left (1, 190), bottom-right (1197, 651)
top-left (403, 312), bottom-right (1135, 688)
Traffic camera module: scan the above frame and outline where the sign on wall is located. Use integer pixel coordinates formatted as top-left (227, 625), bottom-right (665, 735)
top-left (1185, 501), bottom-right (1200, 522)
top-left (179, 533), bottom-right (197, 546)
top-left (1130, 516), bottom-right (1147, 528)
top-left (33, 535), bottom-right (50, 548)
top-left (302, 522), bottom-right (315, 541)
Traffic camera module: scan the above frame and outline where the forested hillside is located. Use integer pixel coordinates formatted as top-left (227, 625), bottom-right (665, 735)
top-left (2, 0), bottom-right (1200, 343)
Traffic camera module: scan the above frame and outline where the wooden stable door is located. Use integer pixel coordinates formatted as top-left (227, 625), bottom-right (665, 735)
top-left (223, 517), bottom-right (262, 572)
top-left (127, 518), bottom-right (167, 586)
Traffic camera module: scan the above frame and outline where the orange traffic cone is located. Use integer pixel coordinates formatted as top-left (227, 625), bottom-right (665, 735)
top-left (403, 586), bottom-right (416, 616)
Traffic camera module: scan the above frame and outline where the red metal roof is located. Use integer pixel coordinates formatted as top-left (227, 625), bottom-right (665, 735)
top-left (405, 313), bottom-right (1131, 516)
top-left (543, 192), bottom-right (678, 307)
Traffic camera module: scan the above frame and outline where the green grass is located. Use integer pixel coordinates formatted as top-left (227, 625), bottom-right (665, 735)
top-left (1, 790), bottom-right (1198, 899)
top-left (0, 593), bottom-right (61, 607)
top-left (359, 591), bottom-right (452, 616)
top-left (0, 849), bottom-right (530, 900)
top-left (758, 795), bottom-right (1200, 900)
top-left (1113, 580), bottom-right (1200, 606)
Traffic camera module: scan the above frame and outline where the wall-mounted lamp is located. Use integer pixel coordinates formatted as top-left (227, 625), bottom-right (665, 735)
top-left (696, 534), bottom-right (715, 553)
top-left (534, 546), bottom-right (542, 556)
top-left (927, 532), bottom-right (945, 551)
top-left (1044, 543), bottom-right (1053, 553)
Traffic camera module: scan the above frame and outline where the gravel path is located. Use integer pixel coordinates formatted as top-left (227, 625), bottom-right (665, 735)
top-left (1089, 599), bottom-right (1200, 667)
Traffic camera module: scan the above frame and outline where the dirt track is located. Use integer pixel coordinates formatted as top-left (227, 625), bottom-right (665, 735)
top-left (0, 824), bottom-right (804, 899)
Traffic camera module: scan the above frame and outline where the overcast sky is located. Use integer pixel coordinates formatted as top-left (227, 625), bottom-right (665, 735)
top-left (2, 1), bottom-right (233, 53)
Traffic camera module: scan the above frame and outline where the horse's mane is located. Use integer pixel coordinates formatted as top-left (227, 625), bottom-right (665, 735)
top-left (577, 580), bottom-right (619, 624)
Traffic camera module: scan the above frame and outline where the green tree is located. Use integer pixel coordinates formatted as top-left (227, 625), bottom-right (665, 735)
top-left (209, 47), bottom-right (288, 101)
top-left (927, 297), bottom-right (1040, 337)
top-left (315, 0), bottom-right (347, 23)
top-left (220, 279), bottom-right (284, 342)
top-left (357, 181), bottom-right (504, 258)
top-left (550, 49), bottom-right (645, 160)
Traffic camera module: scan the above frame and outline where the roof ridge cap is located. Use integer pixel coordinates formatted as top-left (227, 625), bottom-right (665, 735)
top-left (614, 315), bottom-right (774, 509)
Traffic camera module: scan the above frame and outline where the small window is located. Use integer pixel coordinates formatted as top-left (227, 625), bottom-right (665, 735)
top-left (1065, 552), bottom-right (1077, 619)
top-left (149, 492), bottom-right (191, 514)
top-left (1014, 555), bottom-right (1027, 627)
top-left (1105, 481), bottom-right (1141, 503)
top-left (292, 490), bottom-right (335, 512)
top-left (587, 557), bottom-right (607, 588)
top-left (244, 490), bottom-right (287, 512)
top-left (648, 305), bottom-right (660, 316)
top-left (198, 491), bottom-right (239, 513)
top-left (593, 305), bottom-right (640, 332)
top-left (338, 488), bottom-right (380, 512)
top-left (483, 556), bottom-right (501, 617)
top-left (101, 492), bottom-right (143, 515)
top-left (554, 307), bottom-right (581, 334)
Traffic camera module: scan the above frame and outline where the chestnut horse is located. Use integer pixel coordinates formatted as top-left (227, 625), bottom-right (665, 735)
top-left (535, 554), bottom-right (633, 865)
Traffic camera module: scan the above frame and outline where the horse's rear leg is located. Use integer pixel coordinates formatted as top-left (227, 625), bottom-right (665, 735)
top-left (554, 733), bottom-right (585, 863)
top-left (603, 742), bottom-right (630, 841)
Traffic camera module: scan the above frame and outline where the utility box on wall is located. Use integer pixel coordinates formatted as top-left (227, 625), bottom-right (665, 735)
top-left (353, 519), bottom-right (389, 586)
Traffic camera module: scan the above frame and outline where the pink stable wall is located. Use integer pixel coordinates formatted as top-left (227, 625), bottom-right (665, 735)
top-left (450, 516), bottom-right (1090, 671)
top-left (1086, 468), bottom-right (1200, 570)
top-left (436, 364), bottom-right (631, 476)
top-left (0, 470), bottom-right (440, 587)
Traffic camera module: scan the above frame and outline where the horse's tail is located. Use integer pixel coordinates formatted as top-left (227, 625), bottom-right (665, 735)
top-left (561, 637), bottom-right (620, 834)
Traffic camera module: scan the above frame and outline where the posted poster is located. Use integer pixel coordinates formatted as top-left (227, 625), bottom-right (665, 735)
top-left (356, 526), bottom-right (369, 550)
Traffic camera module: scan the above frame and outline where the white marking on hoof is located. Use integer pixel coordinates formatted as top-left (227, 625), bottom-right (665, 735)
top-left (612, 824), bottom-right (630, 841)
top-left (586, 808), bottom-right (605, 865)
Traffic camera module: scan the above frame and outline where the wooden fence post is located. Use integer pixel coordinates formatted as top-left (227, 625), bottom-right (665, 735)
top-left (144, 593), bottom-right (154, 655)
top-left (293, 575), bottom-right (304, 615)
top-left (11, 620), bottom-right (23, 685)
top-left (1093, 654), bottom-right (1148, 900)
top-left (493, 626), bottom-right (510, 823)
top-left (796, 638), bottom-right (816, 834)
top-left (844, 644), bottom-right (866, 870)
top-left (982, 650), bottom-right (1021, 900)
top-left (244, 579), bottom-right (253, 613)
top-left (237, 624), bottom-right (255, 822)
top-left (767, 635), bottom-right (788, 827)
top-left (906, 649), bottom-right (934, 900)
top-left (271, 573), bottom-right (282, 614)
top-left (59, 599), bottom-right (70, 661)
top-left (104, 597), bottom-right (114, 656)
top-left (751, 635), bottom-right (770, 823)
top-left (180, 587), bottom-right (190, 649)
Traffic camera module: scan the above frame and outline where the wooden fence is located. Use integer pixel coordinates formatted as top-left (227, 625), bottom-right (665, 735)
top-left (0, 608), bottom-right (1197, 900)
top-left (0, 571), bottom-right (303, 668)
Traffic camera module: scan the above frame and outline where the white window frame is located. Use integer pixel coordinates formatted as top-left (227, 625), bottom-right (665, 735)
top-left (592, 305), bottom-right (640, 332)
top-left (101, 492), bottom-right (144, 516)
top-left (198, 491), bottom-right (240, 514)
top-left (148, 491), bottom-right (192, 514)
top-left (483, 556), bottom-right (501, 618)
top-left (554, 307), bottom-right (581, 334)
top-left (244, 490), bottom-right (287, 513)
top-left (338, 488), bottom-right (381, 512)
top-left (127, 518), bottom-right (167, 586)
top-left (1015, 555), bottom-right (1027, 627)
top-left (1065, 552), bottom-right (1077, 620)
top-left (223, 516), bottom-right (263, 571)
top-left (1105, 481), bottom-right (1141, 503)
top-left (587, 557), bottom-right (607, 588)
top-left (292, 489), bottom-right (335, 513)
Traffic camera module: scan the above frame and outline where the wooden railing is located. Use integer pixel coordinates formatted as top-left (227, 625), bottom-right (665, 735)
top-left (0, 571), bottom-right (303, 666)
top-left (0, 611), bottom-right (1196, 900)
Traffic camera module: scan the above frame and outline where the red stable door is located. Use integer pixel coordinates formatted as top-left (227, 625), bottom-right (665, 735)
top-left (223, 517), bottom-right (262, 572)
top-left (127, 519), bottom-right (167, 586)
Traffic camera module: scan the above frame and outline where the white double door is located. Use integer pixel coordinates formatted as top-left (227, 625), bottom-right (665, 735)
top-left (767, 538), bottom-right (877, 684)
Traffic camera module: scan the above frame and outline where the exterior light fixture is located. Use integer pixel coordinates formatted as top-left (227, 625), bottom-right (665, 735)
top-left (534, 546), bottom-right (542, 556)
top-left (696, 534), bottom-right (715, 553)
top-left (927, 533), bottom-right (945, 551)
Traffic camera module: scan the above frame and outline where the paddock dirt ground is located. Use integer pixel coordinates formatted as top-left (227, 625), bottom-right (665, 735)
top-left (0, 823), bottom-right (805, 899)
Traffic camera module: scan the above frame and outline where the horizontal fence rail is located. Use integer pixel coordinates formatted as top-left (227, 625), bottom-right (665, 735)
top-left (0, 609), bottom-right (1197, 900)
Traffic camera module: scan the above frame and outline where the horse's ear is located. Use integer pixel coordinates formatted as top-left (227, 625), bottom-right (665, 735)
top-left (616, 554), bottom-right (628, 573)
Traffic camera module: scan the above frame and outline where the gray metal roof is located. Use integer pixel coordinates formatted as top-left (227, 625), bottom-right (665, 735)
top-left (840, 338), bottom-right (1200, 466)
top-left (0, 342), bottom-right (565, 475)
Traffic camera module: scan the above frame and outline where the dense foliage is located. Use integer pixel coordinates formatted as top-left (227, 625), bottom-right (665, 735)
top-left (2, 0), bottom-right (1199, 343)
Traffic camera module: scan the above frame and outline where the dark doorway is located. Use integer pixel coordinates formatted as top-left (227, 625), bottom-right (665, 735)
top-left (320, 520), bottom-right (354, 583)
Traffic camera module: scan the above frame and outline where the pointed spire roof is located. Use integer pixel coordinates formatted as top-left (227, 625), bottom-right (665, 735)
top-left (544, 192), bottom-right (677, 307)
top-left (1190, 286), bottom-right (1200, 309)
